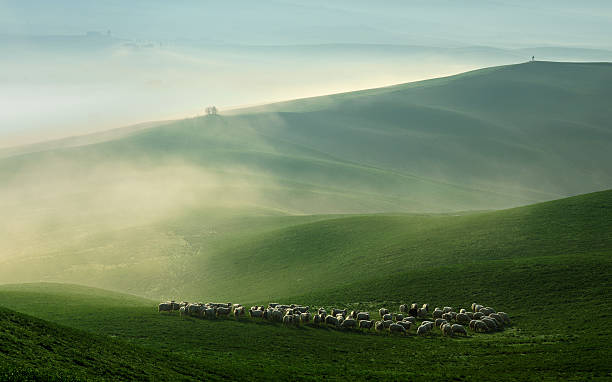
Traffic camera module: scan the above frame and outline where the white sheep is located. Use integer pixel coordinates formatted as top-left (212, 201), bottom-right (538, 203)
top-left (498, 312), bottom-right (511, 325)
top-left (417, 324), bottom-right (432, 335)
top-left (375, 321), bottom-right (385, 331)
top-left (389, 323), bottom-right (407, 334)
top-left (359, 320), bottom-right (374, 330)
top-left (441, 323), bottom-right (453, 336)
top-left (451, 324), bottom-right (467, 336)
top-left (357, 312), bottom-right (370, 321)
top-left (341, 318), bottom-right (357, 329)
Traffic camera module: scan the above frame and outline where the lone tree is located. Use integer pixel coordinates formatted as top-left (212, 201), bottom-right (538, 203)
top-left (205, 106), bottom-right (218, 115)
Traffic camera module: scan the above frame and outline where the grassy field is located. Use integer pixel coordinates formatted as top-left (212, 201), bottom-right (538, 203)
top-left (1, 190), bottom-right (611, 380)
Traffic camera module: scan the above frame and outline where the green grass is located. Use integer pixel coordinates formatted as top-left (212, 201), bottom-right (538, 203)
top-left (1, 191), bottom-right (611, 380)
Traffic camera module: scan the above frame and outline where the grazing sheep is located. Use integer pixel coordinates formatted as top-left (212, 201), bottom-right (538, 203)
top-left (379, 308), bottom-right (389, 317)
top-left (441, 313), bottom-right (453, 321)
top-left (295, 306), bottom-right (309, 313)
top-left (341, 318), bottom-right (357, 329)
top-left (489, 313), bottom-right (504, 327)
top-left (293, 314), bottom-right (301, 325)
top-left (396, 321), bottom-right (411, 330)
top-left (417, 308), bottom-right (428, 318)
top-left (383, 320), bottom-right (394, 328)
top-left (158, 302), bottom-right (173, 312)
top-left (250, 309), bottom-right (263, 318)
top-left (474, 320), bottom-right (489, 333)
top-left (417, 325), bottom-right (432, 335)
top-left (356, 312), bottom-right (370, 321)
top-left (409, 304), bottom-right (418, 317)
top-left (479, 307), bottom-right (493, 316)
top-left (481, 317), bottom-right (498, 331)
top-left (234, 306), bottom-right (245, 318)
top-left (313, 314), bottom-right (321, 325)
top-left (268, 303), bottom-right (279, 308)
top-left (399, 304), bottom-right (408, 313)
top-left (472, 303), bottom-right (483, 313)
top-left (435, 318), bottom-right (448, 328)
top-left (452, 324), bottom-right (467, 336)
top-left (332, 308), bottom-right (347, 317)
top-left (325, 315), bottom-right (339, 326)
top-left (179, 306), bottom-right (186, 317)
top-left (283, 315), bottom-right (293, 325)
top-left (375, 321), bottom-right (384, 332)
top-left (271, 309), bottom-right (283, 322)
top-left (441, 323), bottom-right (453, 337)
top-left (204, 308), bottom-right (216, 319)
top-left (485, 306), bottom-right (496, 313)
top-left (389, 323), bottom-right (407, 335)
top-left (349, 311), bottom-right (358, 319)
top-left (403, 316), bottom-right (416, 324)
top-left (473, 312), bottom-right (484, 319)
top-left (216, 306), bottom-right (231, 317)
top-left (432, 309), bottom-right (443, 319)
top-left (443, 306), bottom-right (453, 313)
top-left (395, 314), bottom-right (404, 322)
top-left (421, 321), bottom-right (435, 330)
top-left (466, 312), bottom-right (474, 319)
top-left (421, 304), bottom-right (429, 313)
top-left (383, 313), bottom-right (392, 321)
top-left (498, 312), bottom-right (511, 325)
top-left (300, 312), bottom-right (311, 323)
top-left (359, 320), bottom-right (373, 330)
top-left (318, 308), bottom-right (327, 315)
top-left (456, 313), bottom-right (470, 325)
top-left (459, 308), bottom-right (467, 314)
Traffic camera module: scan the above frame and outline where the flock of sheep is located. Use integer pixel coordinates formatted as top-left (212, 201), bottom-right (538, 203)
top-left (158, 300), bottom-right (511, 337)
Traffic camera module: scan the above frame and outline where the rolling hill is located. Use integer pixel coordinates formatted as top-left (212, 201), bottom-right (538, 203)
top-left (0, 190), bottom-right (610, 380)
top-left (1, 61), bottom-right (611, 298)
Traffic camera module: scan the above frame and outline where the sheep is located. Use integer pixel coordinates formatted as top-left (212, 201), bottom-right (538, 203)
top-left (399, 304), bottom-right (408, 313)
top-left (408, 304), bottom-right (418, 317)
top-left (394, 313), bottom-right (404, 322)
top-left (443, 306), bottom-right (453, 313)
top-left (421, 321), bottom-right (435, 330)
top-left (216, 306), bottom-right (231, 317)
top-left (471, 320), bottom-right (488, 333)
top-left (395, 321), bottom-right (411, 330)
top-left (293, 314), bottom-right (301, 325)
top-left (379, 308), bottom-right (389, 317)
top-left (473, 312), bottom-right (484, 320)
top-left (234, 306), bottom-right (245, 318)
top-left (382, 313), bottom-right (392, 321)
top-left (341, 318), bottom-right (357, 329)
top-left (441, 313), bottom-right (453, 322)
top-left (375, 321), bottom-right (384, 332)
top-left (249, 309), bottom-right (263, 318)
top-left (389, 323), bottom-right (407, 335)
top-left (313, 314), bottom-right (321, 325)
top-left (417, 308), bottom-right (428, 318)
top-left (441, 323), bottom-right (453, 337)
top-left (485, 306), bottom-right (496, 314)
top-left (200, 308), bottom-right (213, 319)
top-left (435, 318), bottom-right (448, 329)
top-left (498, 312), bottom-right (511, 325)
top-left (489, 313), bottom-right (504, 327)
top-left (359, 320), bottom-right (373, 330)
top-left (295, 306), bottom-right (309, 313)
top-left (356, 312), bottom-right (370, 321)
top-left (318, 308), bottom-right (327, 315)
top-left (270, 309), bottom-right (283, 322)
top-left (421, 304), bottom-right (429, 313)
top-left (481, 317), bottom-right (498, 331)
top-left (472, 303), bottom-right (483, 313)
top-left (432, 309), bottom-right (443, 319)
top-left (459, 308), bottom-right (467, 314)
top-left (417, 324), bottom-right (432, 335)
top-left (452, 324), bottom-right (467, 336)
top-left (455, 313), bottom-right (470, 325)
top-left (479, 307), bottom-right (493, 316)
top-left (283, 315), bottom-right (293, 325)
top-left (349, 311), bottom-right (358, 319)
top-left (332, 308), bottom-right (347, 317)
top-left (300, 312), bottom-right (311, 323)
top-left (383, 320), bottom-right (394, 328)
top-left (325, 315), bottom-right (339, 326)
top-left (179, 306), bottom-right (186, 317)
top-left (466, 312), bottom-right (474, 319)
top-left (158, 302), bottom-right (173, 312)
top-left (268, 303), bottom-right (279, 308)
top-left (403, 316), bottom-right (416, 324)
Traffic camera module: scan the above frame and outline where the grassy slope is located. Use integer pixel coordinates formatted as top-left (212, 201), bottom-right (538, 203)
top-left (0, 305), bottom-right (223, 381)
top-left (1, 191), bottom-right (611, 380)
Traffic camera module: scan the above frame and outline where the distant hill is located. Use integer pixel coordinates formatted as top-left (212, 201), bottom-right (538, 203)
top-left (1, 62), bottom-right (611, 297)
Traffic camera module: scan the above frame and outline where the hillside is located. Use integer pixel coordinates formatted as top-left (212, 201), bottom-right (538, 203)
top-left (0, 305), bottom-right (221, 381)
top-left (1, 191), bottom-right (610, 379)
top-left (1, 62), bottom-right (611, 297)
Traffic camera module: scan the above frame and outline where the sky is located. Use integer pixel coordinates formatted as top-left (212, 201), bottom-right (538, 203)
top-left (1, 1), bottom-right (611, 146)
